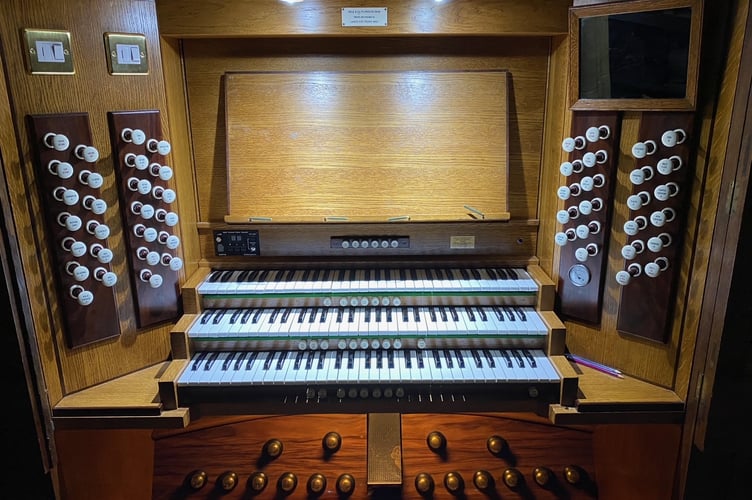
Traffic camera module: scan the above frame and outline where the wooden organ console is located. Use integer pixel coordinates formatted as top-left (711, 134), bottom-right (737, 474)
top-left (1, 1), bottom-right (750, 499)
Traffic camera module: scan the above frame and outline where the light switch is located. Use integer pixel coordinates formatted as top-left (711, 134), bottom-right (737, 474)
top-left (104, 32), bottom-right (148, 75)
top-left (23, 29), bottom-right (74, 74)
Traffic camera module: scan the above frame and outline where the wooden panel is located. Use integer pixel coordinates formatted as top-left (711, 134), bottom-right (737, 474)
top-left (616, 112), bottom-right (695, 342)
top-left (181, 37), bottom-right (550, 226)
top-left (225, 70), bottom-right (510, 223)
top-left (0, 0), bottom-right (176, 395)
top-left (108, 110), bottom-right (183, 328)
top-left (27, 113), bottom-right (121, 348)
top-left (556, 112), bottom-right (621, 324)
top-left (152, 414), bottom-right (596, 499)
top-left (157, 0), bottom-right (570, 37)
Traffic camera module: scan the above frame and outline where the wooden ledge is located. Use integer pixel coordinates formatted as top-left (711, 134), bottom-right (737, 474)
top-left (52, 363), bottom-right (190, 429)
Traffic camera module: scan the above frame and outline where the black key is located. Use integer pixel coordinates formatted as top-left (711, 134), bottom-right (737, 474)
top-left (320, 308), bottom-right (328, 323)
top-left (276, 351), bottom-right (288, 370)
top-left (522, 349), bottom-right (537, 368)
top-left (376, 350), bottom-right (383, 369)
top-left (316, 351), bottom-right (325, 370)
top-left (335, 350), bottom-right (343, 369)
top-left (200, 309), bottom-right (215, 324)
top-left (482, 349), bottom-right (496, 368)
top-left (191, 351), bottom-right (208, 370)
top-left (245, 351), bottom-right (259, 370)
top-left (365, 308), bottom-right (371, 323)
top-left (493, 306), bottom-right (504, 321)
top-left (443, 349), bottom-right (453, 368)
top-left (486, 268), bottom-right (499, 280)
top-left (293, 351), bottom-right (304, 370)
top-left (302, 269), bottom-right (311, 282)
top-left (263, 352), bottom-right (276, 370)
top-left (305, 351), bottom-right (315, 370)
top-left (413, 307), bottom-right (421, 322)
top-left (347, 350), bottom-right (355, 370)
top-left (402, 307), bottom-right (409, 322)
top-left (439, 307), bottom-right (448, 322)
top-left (502, 307), bottom-right (515, 321)
top-left (347, 308), bottom-right (354, 323)
top-left (471, 350), bottom-right (482, 368)
top-left (496, 267), bottom-right (509, 280)
top-left (387, 350), bottom-right (395, 369)
top-left (229, 309), bottom-right (241, 324)
top-left (208, 271), bottom-right (222, 282)
top-left (222, 352), bottom-right (237, 370)
top-left (375, 307), bottom-right (382, 323)
top-left (309, 307), bottom-right (319, 323)
top-left (513, 306), bottom-right (527, 321)
top-left (234, 352), bottom-right (248, 370)
top-left (464, 306), bottom-right (476, 322)
top-left (500, 350), bottom-right (513, 368)
top-left (471, 268), bottom-right (481, 280)
top-left (386, 308), bottom-right (393, 322)
top-left (449, 307), bottom-right (459, 322)
top-left (212, 309), bottom-right (225, 324)
top-left (429, 308), bottom-right (437, 322)
top-left (511, 349), bottom-right (524, 368)
top-left (269, 309), bottom-right (279, 324)
top-left (460, 268), bottom-right (470, 280)
top-left (432, 350), bottom-right (442, 369)
top-left (204, 352), bottom-right (219, 370)
top-left (280, 309), bottom-right (291, 323)
top-left (476, 307), bottom-right (487, 321)
top-left (252, 309), bottom-right (263, 324)
top-left (241, 309), bottom-right (253, 324)
top-left (298, 307), bottom-right (308, 323)
top-left (454, 350), bottom-right (465, 369)
top-left (365, 350), bottom-right (372, 369)
top-left (416, 350), bottom-right (425, 369)
top-left (505, 267), bottom-right (519, 279)
top-left (405, 350), bottom-right (413, 369)
top-left (220, 270), bottom-right (233, 282)
top-left (336, 308), bottom-right (344, 323)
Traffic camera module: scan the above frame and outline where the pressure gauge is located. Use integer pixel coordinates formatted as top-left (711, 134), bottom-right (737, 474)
top-left (568, 264), bottom-right (591, 287)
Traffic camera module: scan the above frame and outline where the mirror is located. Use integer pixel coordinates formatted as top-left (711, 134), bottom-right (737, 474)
top-left (569, 0), bottom-right (702, 110)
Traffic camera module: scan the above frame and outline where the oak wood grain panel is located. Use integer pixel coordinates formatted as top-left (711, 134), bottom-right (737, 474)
top-left (159, 37), bottom-right (202, 282)
top-left (0, 0), bottom-right (178, 396)
top-left (538, 35), bottom-right (572, 276)
top-left (181, 37), bottom-right (550, 224)
top-left (157, 0), bottom-right (570, 37)
top-left (225, 70), bottom-right (510, 223)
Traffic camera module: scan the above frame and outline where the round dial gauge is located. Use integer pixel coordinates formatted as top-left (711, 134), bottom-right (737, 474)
top-left (568, 264), bottom-right (591, 287)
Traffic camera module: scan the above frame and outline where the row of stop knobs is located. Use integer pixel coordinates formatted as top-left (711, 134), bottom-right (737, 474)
top-left (185, 432), bottom-right (588, 496)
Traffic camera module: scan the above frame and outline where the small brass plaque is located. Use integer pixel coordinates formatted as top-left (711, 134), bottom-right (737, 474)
top-left (450, 235), bottom-right (476, 249)
top-left (104, 32), bottom-right (148, 75)
top-left (23, 29), bottom-right (74, 74)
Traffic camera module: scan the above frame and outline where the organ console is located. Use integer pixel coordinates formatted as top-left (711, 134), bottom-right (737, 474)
top-left (1, 0), bottom-right (750, 499)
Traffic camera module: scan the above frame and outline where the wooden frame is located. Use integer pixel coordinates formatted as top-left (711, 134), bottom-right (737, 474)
top-left (569, 0), bottom-right (703, 111)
